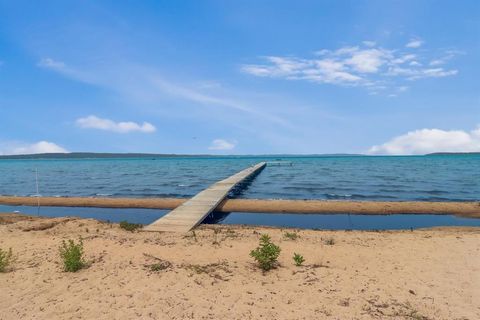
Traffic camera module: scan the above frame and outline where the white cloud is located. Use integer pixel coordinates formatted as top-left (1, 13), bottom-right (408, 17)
top-left (76, 115), bottom-right (156, 133)
top-left (208, 139), bottom-right (236, 151)
top-left (368, 127), bottom-right (480, 155)
top-left (242, 55), bottom-right (363, 86)
top-left (429, 59), bottom-right (444, 66)
top-left (387, 67), bottom-right (458, 80)
top-left (345, 48), bottom-right (389, 73)
top-left (242, 41), bottom-right (459, 94)
top-left (406, 39), bottom-right (423, 48)
top-left (391, 54), bottom-right (416, 64)
top-left (0, 141), bottom-right (68, 155)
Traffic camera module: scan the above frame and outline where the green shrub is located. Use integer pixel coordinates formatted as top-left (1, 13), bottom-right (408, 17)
top-left (250, 234), bottom-right (281, 271)
top-left (119, 221), bottom-right (143, 232)
top-left (283, 232), bottom-right (298, 240)
top-left (293, 253), bottom-right (305, 266)
top-left (59, 239), bottom-right (85, 272)
top-left (0, 248), bottom-right (14, 272)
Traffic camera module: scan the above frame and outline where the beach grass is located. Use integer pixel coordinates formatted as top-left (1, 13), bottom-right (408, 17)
top-left (119, 220), bottom-right (143, 232)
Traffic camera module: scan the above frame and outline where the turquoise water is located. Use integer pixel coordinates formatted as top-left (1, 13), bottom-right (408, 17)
top-left (0, 155), bottom-right (479, 201)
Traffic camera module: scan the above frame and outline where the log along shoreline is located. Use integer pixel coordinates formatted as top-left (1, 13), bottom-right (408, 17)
top-left (1, 196), bottom-right (479, 218)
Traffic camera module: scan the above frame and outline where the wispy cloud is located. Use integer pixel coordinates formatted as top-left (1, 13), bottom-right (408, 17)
top-left (37, 57), bottom-right (98, 85)
top-left (386, 67), bottom-right (458, 80)
top-left (38, 59), bottom-right (291, 128)
top-left (149, 77), bottom-right (290, 127)
top-left (76, 115), bottom-right (156, 133)
top-left (241, 41), bottom-right (459, 95)
top-left (38, 58), bottom-right (66, 70)
top-left (428, 50), bottom-right (462, 66)
top-left (208, 139), bottom-right (236, 151)
top-left (368, 126), bottom-right (480, 155)
top-left (0, 141), bottom-right (68, 155)
top-left (36, 57), bottom-right (328, 152)
top-left (406, 38), bottom-right (423, 48)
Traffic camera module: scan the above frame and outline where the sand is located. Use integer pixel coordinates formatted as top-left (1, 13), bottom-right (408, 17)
top-left (1, 196), bottom-right (480, 217)
top-left (1, 213), bottom-right (479, 319)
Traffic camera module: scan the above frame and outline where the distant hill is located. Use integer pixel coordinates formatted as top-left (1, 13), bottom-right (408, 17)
top-left (0, 152), bottom-right (366, 160)
top-left (427, 152), bottom-right (480, 156)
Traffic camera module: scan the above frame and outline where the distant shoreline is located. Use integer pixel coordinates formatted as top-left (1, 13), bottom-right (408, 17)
top-left (0, 151), bottom-right (479, 160)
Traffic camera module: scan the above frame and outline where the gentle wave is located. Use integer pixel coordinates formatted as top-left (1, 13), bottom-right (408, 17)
top-left (0, 155), bottom-right (479, 201)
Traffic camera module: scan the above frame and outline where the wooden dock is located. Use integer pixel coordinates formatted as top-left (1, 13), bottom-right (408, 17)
top-left (142, 162), bottom-right (266, 233)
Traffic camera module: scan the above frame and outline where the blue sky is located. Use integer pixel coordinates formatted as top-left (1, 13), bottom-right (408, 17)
top-left (0, 0), bottom-right (479, 155)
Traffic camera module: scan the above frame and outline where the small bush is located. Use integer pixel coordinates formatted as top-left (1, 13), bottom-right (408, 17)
top-left (293, 253), bottom-right (305, 266)
top-left (283, 232), bottom-right (298, 240)
top-left (0, 248), bottom-right (14, 272)
top-left (119, 221), bottom-right (143, 232)
top-left (250, 234), bottom-right (281, 271)
top-left (324, 237), bottom-right (335, 245)
top-left (59, 239), bottom-right (85, 272)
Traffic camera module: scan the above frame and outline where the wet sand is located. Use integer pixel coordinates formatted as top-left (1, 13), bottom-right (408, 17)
top-left (1, 196), bottom-right (480, 218)
top-left (1, 213), bottom-right (479, 319)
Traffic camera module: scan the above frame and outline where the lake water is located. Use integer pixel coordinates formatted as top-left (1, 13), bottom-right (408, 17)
top-left (0, 155), bottom-right (479, 201)
top-left (1, 155), bottom-right (479, 229)
top-left (2, 205), bottom-right (480, 230)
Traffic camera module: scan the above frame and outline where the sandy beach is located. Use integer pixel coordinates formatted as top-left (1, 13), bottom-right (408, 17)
top-left (1, 213), bottom-right (479, 319)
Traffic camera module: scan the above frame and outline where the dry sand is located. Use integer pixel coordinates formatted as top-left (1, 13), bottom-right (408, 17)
top-left (0, 213), bottom-right (479, 319)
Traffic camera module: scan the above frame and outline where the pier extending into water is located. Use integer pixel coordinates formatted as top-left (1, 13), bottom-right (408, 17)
top-left (143, 162), bottom-right (266, 232)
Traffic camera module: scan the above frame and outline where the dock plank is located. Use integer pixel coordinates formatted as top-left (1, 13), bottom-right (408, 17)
top-left (143, 162), bottom-right (266, 232)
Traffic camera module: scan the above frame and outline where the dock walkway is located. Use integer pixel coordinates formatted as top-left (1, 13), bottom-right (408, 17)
top-left (143, 162), bottom-right (266, 232)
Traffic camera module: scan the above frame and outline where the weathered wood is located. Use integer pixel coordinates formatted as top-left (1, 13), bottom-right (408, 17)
top-left (142, 162), bottom-right (266, 232)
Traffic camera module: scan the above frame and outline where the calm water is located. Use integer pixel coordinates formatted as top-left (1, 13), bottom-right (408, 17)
top-left (2, 205), bottom-right (480, 230)
top-left (0, 155), bottom-right (479, 201)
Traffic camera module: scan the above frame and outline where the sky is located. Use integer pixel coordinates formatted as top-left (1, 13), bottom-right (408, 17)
top-left (0, 0), bottom-right (479, 155)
